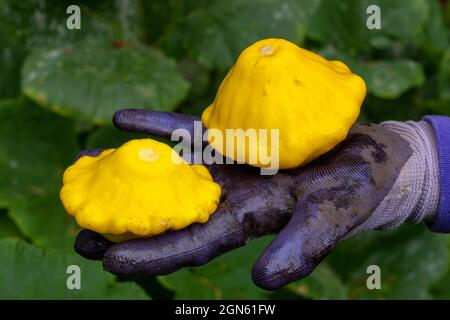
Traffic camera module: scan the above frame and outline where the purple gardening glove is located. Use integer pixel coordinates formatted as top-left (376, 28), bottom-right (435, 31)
top-left (74, 109), bottom-right (439, 290)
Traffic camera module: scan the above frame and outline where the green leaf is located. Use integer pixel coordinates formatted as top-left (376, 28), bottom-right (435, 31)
top-left (431, 239), bottom-right (450, 299)
top-left (319, 47), bottom-right (425, 99)
top-left (159, 236), bottom-right (348, 300)
top-left (165, 0), bottom-right (321, 70)
top-left (0, 98), bottom-right (77, 205)
top-left (86, 126), bottom-right (173, 150)
top-left (419, 0), bottom-right (449, 53)
top-left (22, 39), bottom-right (189, 124)
top-left (141, 0), bottom-right (186, 43)
top-left (361, 94), bottom-right (433, 123)
top-left (0, 0), bottom-right (115, 99)
top-left (91, 0), bottom-right (146, 42)
top-left (423, 100), bottom-right (450, 117)
top-left (329, 225), bottom-right (449, 299)
top-left (0, 42), bottom-right (26, 98)
top-left (431, 271), bottom-right (450, 299)
top-left (0, 238), bottom-right (148, 299)
top-left (286, 263), bottom-right (348, 299)
top-left (9, 195), bottom-right (79, 253)
top-left (421, 48), bottom-right (450, 115)
top-left (0, 0), bottom-right (114, 48)
top-left (159, 236), bottom-right (272, 299)
top-left (178, 58), bottom-right (211, 101)
top-left (353, 59), bottom-right (425, 99)
top-left (370, 0), bottom-right (429, 40)
top-left (309, 0), bottom-right (429, 55)
top-left (0, 98), bottom-right (79, 252)
top-left (0, 210), bottom-right (23, 239)
top-left (86, 126), bottom-right (148, 149)
top-left (438, 50), bottom-right (450, 99)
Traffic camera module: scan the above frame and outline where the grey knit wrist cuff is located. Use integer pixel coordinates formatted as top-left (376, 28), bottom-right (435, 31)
top-left (381, 120), bottom-right (440, 224)
top-left (346, 120), bottom-right (440, 237)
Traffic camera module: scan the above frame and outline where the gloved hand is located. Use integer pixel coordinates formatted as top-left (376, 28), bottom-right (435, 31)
top-left (74, 109), bottom-right (439, 290)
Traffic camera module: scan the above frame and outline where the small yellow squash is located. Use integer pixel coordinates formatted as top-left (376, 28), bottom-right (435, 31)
top-left (60, 139), bottom-right (221, 241)
top-left (202, 38), bottom-right (366, 169)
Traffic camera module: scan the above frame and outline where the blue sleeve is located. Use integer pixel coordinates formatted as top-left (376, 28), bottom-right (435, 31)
top-left (424, 116), bottom-right (450, 233)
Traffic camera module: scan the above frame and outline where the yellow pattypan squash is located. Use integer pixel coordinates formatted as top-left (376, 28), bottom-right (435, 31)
top-left (202, 38), bottom-right (367, 169)
top-left (60, 139), bottom-right (221, 241)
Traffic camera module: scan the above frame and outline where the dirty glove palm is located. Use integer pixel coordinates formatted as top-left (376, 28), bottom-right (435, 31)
top-left (74, 109), bottom-right (437, 290)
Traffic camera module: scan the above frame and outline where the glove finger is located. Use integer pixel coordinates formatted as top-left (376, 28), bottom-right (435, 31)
top-left (74, 229), bottom-right (114, 260)
top-left (113, 109), bottom-right (202, 139)
top-left (102, 205), bottom-right (251, 276)
top-left (251, 198), bottom-right (362, 290)
top-left (252, 125), bottom-right (413, 291)
top-left (73, 148), bottom-right (103, 162)
top-left (102, 197), bottom-right (290, 276)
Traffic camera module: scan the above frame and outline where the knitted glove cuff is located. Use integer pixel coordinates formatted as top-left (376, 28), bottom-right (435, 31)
top-left (346, 120), bottom-right (439, 236)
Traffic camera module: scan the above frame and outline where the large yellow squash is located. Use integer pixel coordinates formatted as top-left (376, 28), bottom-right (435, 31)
top-left (202, 38), bottom-right (367, 169)
top-left (60, 139), bottom-right (221, 241)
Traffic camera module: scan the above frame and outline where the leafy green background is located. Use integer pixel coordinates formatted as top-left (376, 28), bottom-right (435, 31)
top-left (0, 0), bottom-right (449, 299)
